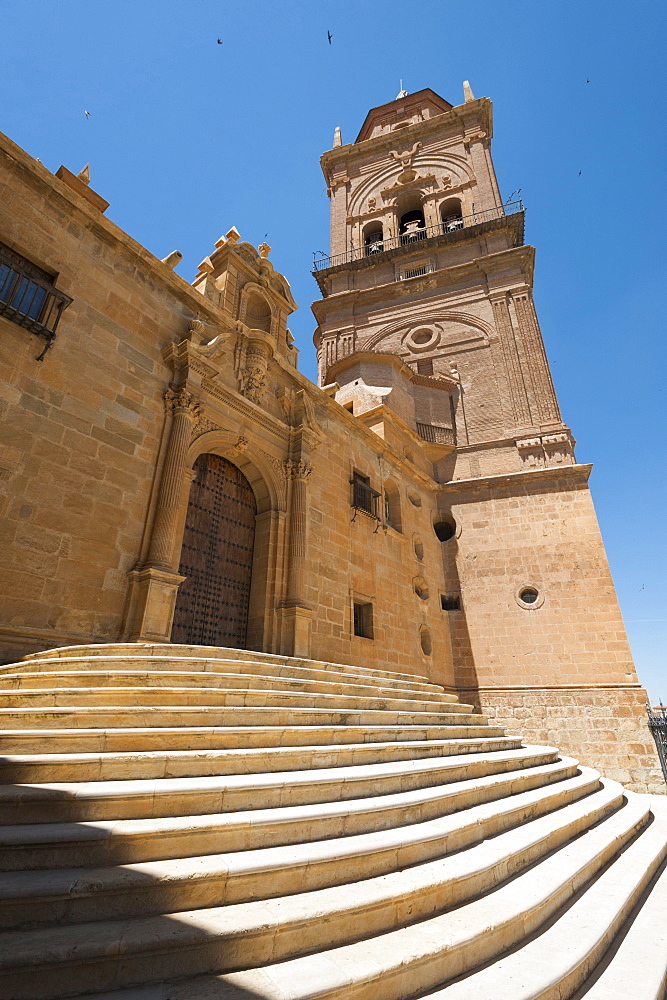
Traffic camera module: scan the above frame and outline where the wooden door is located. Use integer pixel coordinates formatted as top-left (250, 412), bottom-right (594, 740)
top-left (172, 453), bottom-right (257, 648)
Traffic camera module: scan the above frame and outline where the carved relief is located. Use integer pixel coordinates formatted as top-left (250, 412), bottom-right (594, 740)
top-left (389, 142), bottom-right (421, 184)
top-left (240, 340), bottom-right (269, 404)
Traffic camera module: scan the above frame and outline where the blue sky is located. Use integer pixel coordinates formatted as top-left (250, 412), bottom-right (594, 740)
top-left (2, 0), bottom-right (665, 700)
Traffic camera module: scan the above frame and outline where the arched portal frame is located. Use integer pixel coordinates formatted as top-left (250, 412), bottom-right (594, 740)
top-left (173, 428), bottom-right (287, 654)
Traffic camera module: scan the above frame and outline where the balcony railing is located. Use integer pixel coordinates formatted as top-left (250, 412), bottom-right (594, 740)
top-left (350, 476), bottom-right (381, 519)
top-left (313, 201), bottom-right (523, 272)
top-left (417, 423), bottom-right (456, 446)
top-left (0, 245), bottom-right (72, 359)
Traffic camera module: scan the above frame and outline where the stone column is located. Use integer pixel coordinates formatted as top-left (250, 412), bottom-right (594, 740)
top-left (147, 388), bottom-right (201, 569)
top-left (277, 459), bottom-right (314, 658)
top-left (122, 387), bottom-right (199, 643)
top-left (285, 460), bottom-right (311, 604)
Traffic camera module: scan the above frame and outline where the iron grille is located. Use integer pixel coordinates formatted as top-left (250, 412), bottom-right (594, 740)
top-left (0, 244), bottom-right (72, 359)
top-left (350, 474), bottom-right (381, 519)
top-left (313, 201), bottom-right (524, 271)
top-left (647, 702), bottom-right (667, 783)
top-left (402, 265), bottom-right (429, 279)
top-left (416, 422), bottom-right (455, 446)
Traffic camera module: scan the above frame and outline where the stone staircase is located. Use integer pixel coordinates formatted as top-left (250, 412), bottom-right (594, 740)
top-left (0, 643), bottom-right (665, 1000)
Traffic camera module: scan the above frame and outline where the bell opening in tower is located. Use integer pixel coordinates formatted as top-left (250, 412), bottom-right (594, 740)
top-left (399, 204), bottom-right (426, 244)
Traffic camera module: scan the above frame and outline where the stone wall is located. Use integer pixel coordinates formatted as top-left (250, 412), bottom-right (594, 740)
top-left (465, 686), bottom-right (664, 794)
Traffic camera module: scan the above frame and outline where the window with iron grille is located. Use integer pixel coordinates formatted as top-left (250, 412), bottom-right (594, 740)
top-left (0, 243), bottom-right (72, 359)
top-left (353, 601), bottom-right (373, 639)
top-left (403, 265), bottom-right (428, 279)
top-left (350, 471), bottom-right (381, 519)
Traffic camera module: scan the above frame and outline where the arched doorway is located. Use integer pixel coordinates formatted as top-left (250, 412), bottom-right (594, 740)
top-left (171, 453), bottom-right (257, 648)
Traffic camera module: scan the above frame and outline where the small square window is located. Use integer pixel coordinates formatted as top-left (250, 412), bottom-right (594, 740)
top-left (441, 594), bottom-right (461, 611)
top-left (353, 601), bottom-right (374, 639)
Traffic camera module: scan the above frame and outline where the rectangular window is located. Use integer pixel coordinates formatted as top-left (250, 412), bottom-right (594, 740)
top-left (441, 594), bottom-right (461, 611)
top-left (416, 358), bottom-right (434, 376)
top-left (0, 243), bottom-right (72, 358)
top-left (353, 601), bottom-right (374, 638)
top-left (350, 471), bottom-right (380, 519)
top-left (403, 265), bottom-right (428, 279)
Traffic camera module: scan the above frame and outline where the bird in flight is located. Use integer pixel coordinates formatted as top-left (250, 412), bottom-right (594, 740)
top-left (586, 78), bottom-right (590, 83)
top-left (578, 170), bottom-right (582, 176)
top-left (217, 38), bottom-right (222, 44)
top-left (84, 110), bottom-right (91, 119)
top-left (327, 30), bottom-right (332, 44)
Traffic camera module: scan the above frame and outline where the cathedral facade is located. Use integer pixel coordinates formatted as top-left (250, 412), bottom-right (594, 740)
top-left (0, 86), bottom-right (661, 790)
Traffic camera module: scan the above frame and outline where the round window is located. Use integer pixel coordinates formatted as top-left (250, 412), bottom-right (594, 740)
top-left (433, 516), bottom-right (456, 542)
top-left (515, 585), bottom-right (544, 609)
top-left (412, 329), bottom-right (432, 345)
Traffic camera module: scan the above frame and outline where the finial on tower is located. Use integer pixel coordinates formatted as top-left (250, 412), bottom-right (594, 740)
top-left (463, 80), bottom-right (475, 103)
top-left (333, 126), bottom-right (342, 148)
top-left (396, 79), bottom-right (408, 99)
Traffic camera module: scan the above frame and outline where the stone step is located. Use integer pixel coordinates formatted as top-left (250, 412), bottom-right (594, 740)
top-left (0, 745), bottom-right (558, 827)
top-left (0, 781), bottom-right (641, 1000)
top-left (415, 798), bottom-right (667, 1000)
top-left (0, 722), bottom-right (505, 755)
top-left (17, 645), bottom-right (437, 690)
top-left (0, 686), bottom-right (471, 714)
top-left (0, 704), bottom-right (486, 730)
top-left (0, 753), bottom-right (574, 872)
top-left (0, 667), bottom-right (460, 704)
top-left (0, 762), bottom-right (597, 928)
top-left (0, 735), bottom-right (521, 783)
top-left (571, 808), bottom-right (667, 1000)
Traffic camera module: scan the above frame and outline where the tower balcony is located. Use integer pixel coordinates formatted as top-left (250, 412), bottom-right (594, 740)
top-left (312, 201), bottom-right (524, 293)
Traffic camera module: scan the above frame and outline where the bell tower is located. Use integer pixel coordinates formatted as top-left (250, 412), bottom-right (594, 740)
top-left (311, 86), bottom-right (656, 789)
top-left (312, 83), bottom-right (574, 480)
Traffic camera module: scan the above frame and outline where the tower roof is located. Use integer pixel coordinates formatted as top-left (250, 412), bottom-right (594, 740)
top-left (355, 88), bottom-right (453, 143)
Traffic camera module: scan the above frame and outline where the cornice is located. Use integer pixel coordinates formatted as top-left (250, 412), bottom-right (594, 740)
top-left (0, 131), bottom-right (231, 329)
top-left (437, 463), bottom-right (593, 496)
top-left (312, 241), bottom-right (533, 317)
top-left (327, 350), bottom-right (456, 392)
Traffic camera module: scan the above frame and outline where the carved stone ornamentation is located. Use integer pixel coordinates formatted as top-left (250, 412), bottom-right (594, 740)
top-left (285, 460), bottom-right (313, 481)
top-left (240, 341), bottom-right (270, 405)
top-left (163, 387), bottom-right (201, 419)
top-left (187, 317), bottom-right (204, 340)
top-left (389, 141), bottom-right (421, 184)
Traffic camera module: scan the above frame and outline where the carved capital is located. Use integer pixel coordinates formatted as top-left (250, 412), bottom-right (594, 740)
top-left (164, 387), bottom-right (201, 420)
top-left (285, 460), bottom-right (313, 482)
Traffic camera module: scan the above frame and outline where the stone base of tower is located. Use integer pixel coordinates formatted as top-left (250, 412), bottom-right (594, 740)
top-left (461, 683), bottom-right (664, 793)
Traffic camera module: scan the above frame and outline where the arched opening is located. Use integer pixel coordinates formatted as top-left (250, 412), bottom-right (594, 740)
top-left (172, 453), bottom-right (257, 648)
top-left (383, 478), bottom-right (402, 532)
top-left (433, 513), bottom-right (456, 542)
top-left (441, 198), bottom-right (463, 233)
top-left (245, 292), bottom-right (271, 333)
top-left (363, 222), bottom-right (384, 256)
top-left (398, 195), bottom-right (426, 244)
